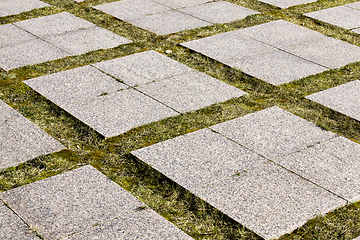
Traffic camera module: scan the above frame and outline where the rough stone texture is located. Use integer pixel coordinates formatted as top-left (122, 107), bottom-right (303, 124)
top-left (0, 0), bottom-right (50, 17)
top-left (136, 70), bottom-right (247, 113)
top-left (153, 0), bottom-right (209, 9)
top-left (179, 1), bottom-right (259, 24)
top-left (346, 2), bottom-right (360, 10)
top-left (0, 165), bottom-right (145, 240)
top-left (24, 66), bottom-right (127, 108)
top-left (306, 80), bottom-right (360, 122)
top-left (305, 6), bottom-right (360, 29)
top-left (193, 162), bottom-right (345, 240)
top-left (353, 28), bottom-right (360, 34)
top-left (228, 49), bottom-right (327, 85)
top-left (276, 136), bottom-right (360, 203)
top-left (128, 10), bottom-right (211, 35)
top-left (0, 24), bottom-right (36, 48)
top-left (43, 26), bottom-right (132, 55)
top-left (132, 128), bottom-right (267, 191)
top-left (93, 50), bottom-right (192, 86)
top-left (0, 100), bottom-right (22, 123)
top-left (0, 203), bottom-right (39, 240)
top-left (63, 88), bottom-right (178, 138)
top-left (210, 106), bottom-right (336, 159)
top-left (258, 0), bottom-right (316, 8)
top-left (64, 208), bottom-right (193, 240)
top-left (283, 36), bottom-right (360, 69)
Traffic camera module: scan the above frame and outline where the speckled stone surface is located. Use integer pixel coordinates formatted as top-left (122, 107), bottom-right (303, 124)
top-left (63, 208), bottom-right (193, 240)
top-left (210, 106), bottom-right (336, 159)
top-left (305, 6), bottom-right (360, 29)
top-left (353, 28), bottom-right (360, 34)
top-left (132, 128), bottom-right (267, 191)
top-left (0, 165), bottom-right (145, 240)
top-left (0, 0), bottom-right (50, 17)
top-left (93, 50), bottom-right (192, 86)
top-left (306, 80), bottom-right (360, 122)
top-left (153, 0), bottom-right (209, 9)
top-left (193, 162), bottom-right (345, 240)
top-left (258, 0), bottom-right (316, 8)
top-left (346, 2), bottom-right (360, 10)
top-left (0, 203), bottom-right (39, 240)
top-left (0, 99), bottom-right (22, 123)
top-left (0, 24), bottom-right (36, 48)
top-left (136, 70), bottom-right (247, 113)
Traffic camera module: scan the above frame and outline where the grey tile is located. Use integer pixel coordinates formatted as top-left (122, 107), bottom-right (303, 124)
top-left (14, 12), bottom-right (95, 37)
top-left (259, 0), bottom-right (316, 8)
top-left (132, 128), bottom-right (267, 191)
top-left (353, 28), bottom-right (360, 34)
top-left (193, 162), bottom-right (345, 240)
top-left (63, 88), bottom-right (178, 138)
top-left (93, 50), bottom-right (192, 86)
top-left (228, 48), bottom-right (327, 85)
top-left (63, 208), bottom-right (193, 240)
top-left (24, 65), bottom-right (127, 108)
top-left (0, 100), bottom-right (22, 124)
top-left (0, 39), bottom-right (69, 71)
top-left (153, 0), bottom-right (210, 9)
top-left (43, 26), bottom-right (132, 55)
top-left (0, 0), bottom-right (50, 17)
top-left (306, 80), bottom-right (360, 121)
top-left (305, 6), bottom-right (360, 29)
top-left (210, 106), bottom-right (336, 159)
top-left (136, 70), bottom-right (247, 113)
top-left (0, 165), bottom-right (145, 240)
top-left (0, 24), bottom-right (36, 48)
top-left (128, 10), bottom-right (211, 35)
top-left (345, 2), bottom-right (360, 10)
top-left (276, 136), bottom-right (360, 202)
top-left (283, 36), bottom-right (360, 69)
top-left (0, 202), bottom-right (39, 240)
top-left (179, 1), bottom-right (259, 24)
top-left (93, 0), bottom-right (171, 20)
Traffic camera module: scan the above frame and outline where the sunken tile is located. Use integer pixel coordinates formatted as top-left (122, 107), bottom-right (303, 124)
top-left (0, 0), bottom-right (50, 17)
top-left (259, 0), bottom-right (316, 8)
top-left (0, 24), bottom-right (36, 48)
top-left (153, 0), bottom-right (209, 9)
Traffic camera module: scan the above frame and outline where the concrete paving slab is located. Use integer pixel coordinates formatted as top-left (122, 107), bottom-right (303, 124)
top-left (0, 100), bottom-right (22, 124)
top-left (283, 36), bottom-right (360, 69)
top-left (64, 208), bottom-right (193, 240)
top-left (193, 162), bottom-right (345, 240)
top-left (0, 165), bottom-right (145, 239)
top-left (132, 128), bottom-right (267, 191)
top-left (93, 50), bottom-right (192, 86)
top-left (179, 1), bottom-right (259, 24)
top-left (276, 136), bottom-right (360, 203)
top-left (128, 10), bottom-right (211, 35)
top-left (93, 0), bottom-right (171, 20)
top-left (43, 26), bottom-right (132, 55)
top-left (24, 65), bottom-right (127, 108)
top-left (0, 0), bottom-right (50, 17)
top-left (345, 2), bottom-right (360, 10)
top-left (0, 24), bottom-right (36, 48)
top-left (63, 88), bottom-right (178, 138)
top-left (0, 39), bottom-right (69, 71)
top-left (306, 80), bottom-right (360, 121)
top-left (0, 202), bottom-right (39, 240)
top-left (228, 48), bottom-right (327, 85)
top-left (136, 70), bottom-right (247, 113)
top-left (259, 0), bottom-right (316, 8)
top-left (153, 0), bottom-right (210, 9)
top-left (210, 106), bottom-right (336, 159)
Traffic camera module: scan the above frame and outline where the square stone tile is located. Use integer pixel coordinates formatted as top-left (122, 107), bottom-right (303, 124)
top-left (63, 88), bottom-right (178, 138)
top-left (259, 0), bottom-right (316, 8)
top-left (0, 165), bottom-right (145, 239)
top-left (14, 12), bottom-right (95, 37)
top-left (283, 36), bottom-right (360, 69)
top-left (0, 24), bottom-right (36, 48)
top-left (93, 0), bottom-right (171, 21)
top-left (210, 106), bottom-right (336, 159)
top-left (43, 26), bottom-right (132, 55)
top-left (136, 70), bottom-right (247, 113)
top-left (64, 208), bottom-right (193, 239)
top-left (0, 203), bottom-right (39, 240)
top-left (93, 50), bottom-right (192, 86)
top-left (0, 99), bottom-right (22, 123)
top-left (0, 39), bottom-right (69, 71)
top-left (132, 128), bottom-right (267, 191)
top-left (24, 65), bottom-right (127, 108)
top-left (305, 6), bottom-right (360, 29)
top-left (153, 0), bottom-right (209, 9)
top-left (193, 162), bottom-right (345, 240)
top-left (0, 0), bottom-right (50, 17)
top-left (276, 136), bottom-right (360, 203)
top-left (346, 2), bottom-right (360, 10)
top-left (228, 48), bottom-right (327, 85)
top-left (179, 1), bottom-right (259, 24)
top-left (306, 80), bottom-right (360, 121)
top-left (128, 10), bottom-right (211, 35)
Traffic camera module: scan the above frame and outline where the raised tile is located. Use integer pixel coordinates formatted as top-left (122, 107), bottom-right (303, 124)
top-left (258, 0), bottom-right (316, 8)
top-left (0, 24), bottom-right (36, 48)
top-left (136, 70), bottom-right (247, 113)
top-left (210, 106), bottom-right (336, 159)
top-left (346, 2), bottom-right (360, 10)
top-left (306, 80), bottom-right (360, 121)
top-left (0, 0), bottom-right (50, 17)
top-left (0, 100), bottom-right (22, 124)
top-left (353, 28), bottom-right (360, 34)
top-left (132, 128), bottom-right (267, 191)
top-left (153, 0), bottom-right (209, 9)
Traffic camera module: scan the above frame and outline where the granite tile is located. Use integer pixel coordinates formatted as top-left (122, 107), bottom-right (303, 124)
top-left (0, 24), bottom-right (36, 48)
top-left (0, 100), bottom-right (22, 124)
top-left (153, 0), bottom-right (210, 9)
top-left (345, 2), bottom-right (360, 10)
top-left (0, 0), bottom-right (50, 17)
top-left (353, 28), bottom-right (360, 34)
top-left (259, 0), bottom-right (316, 8)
